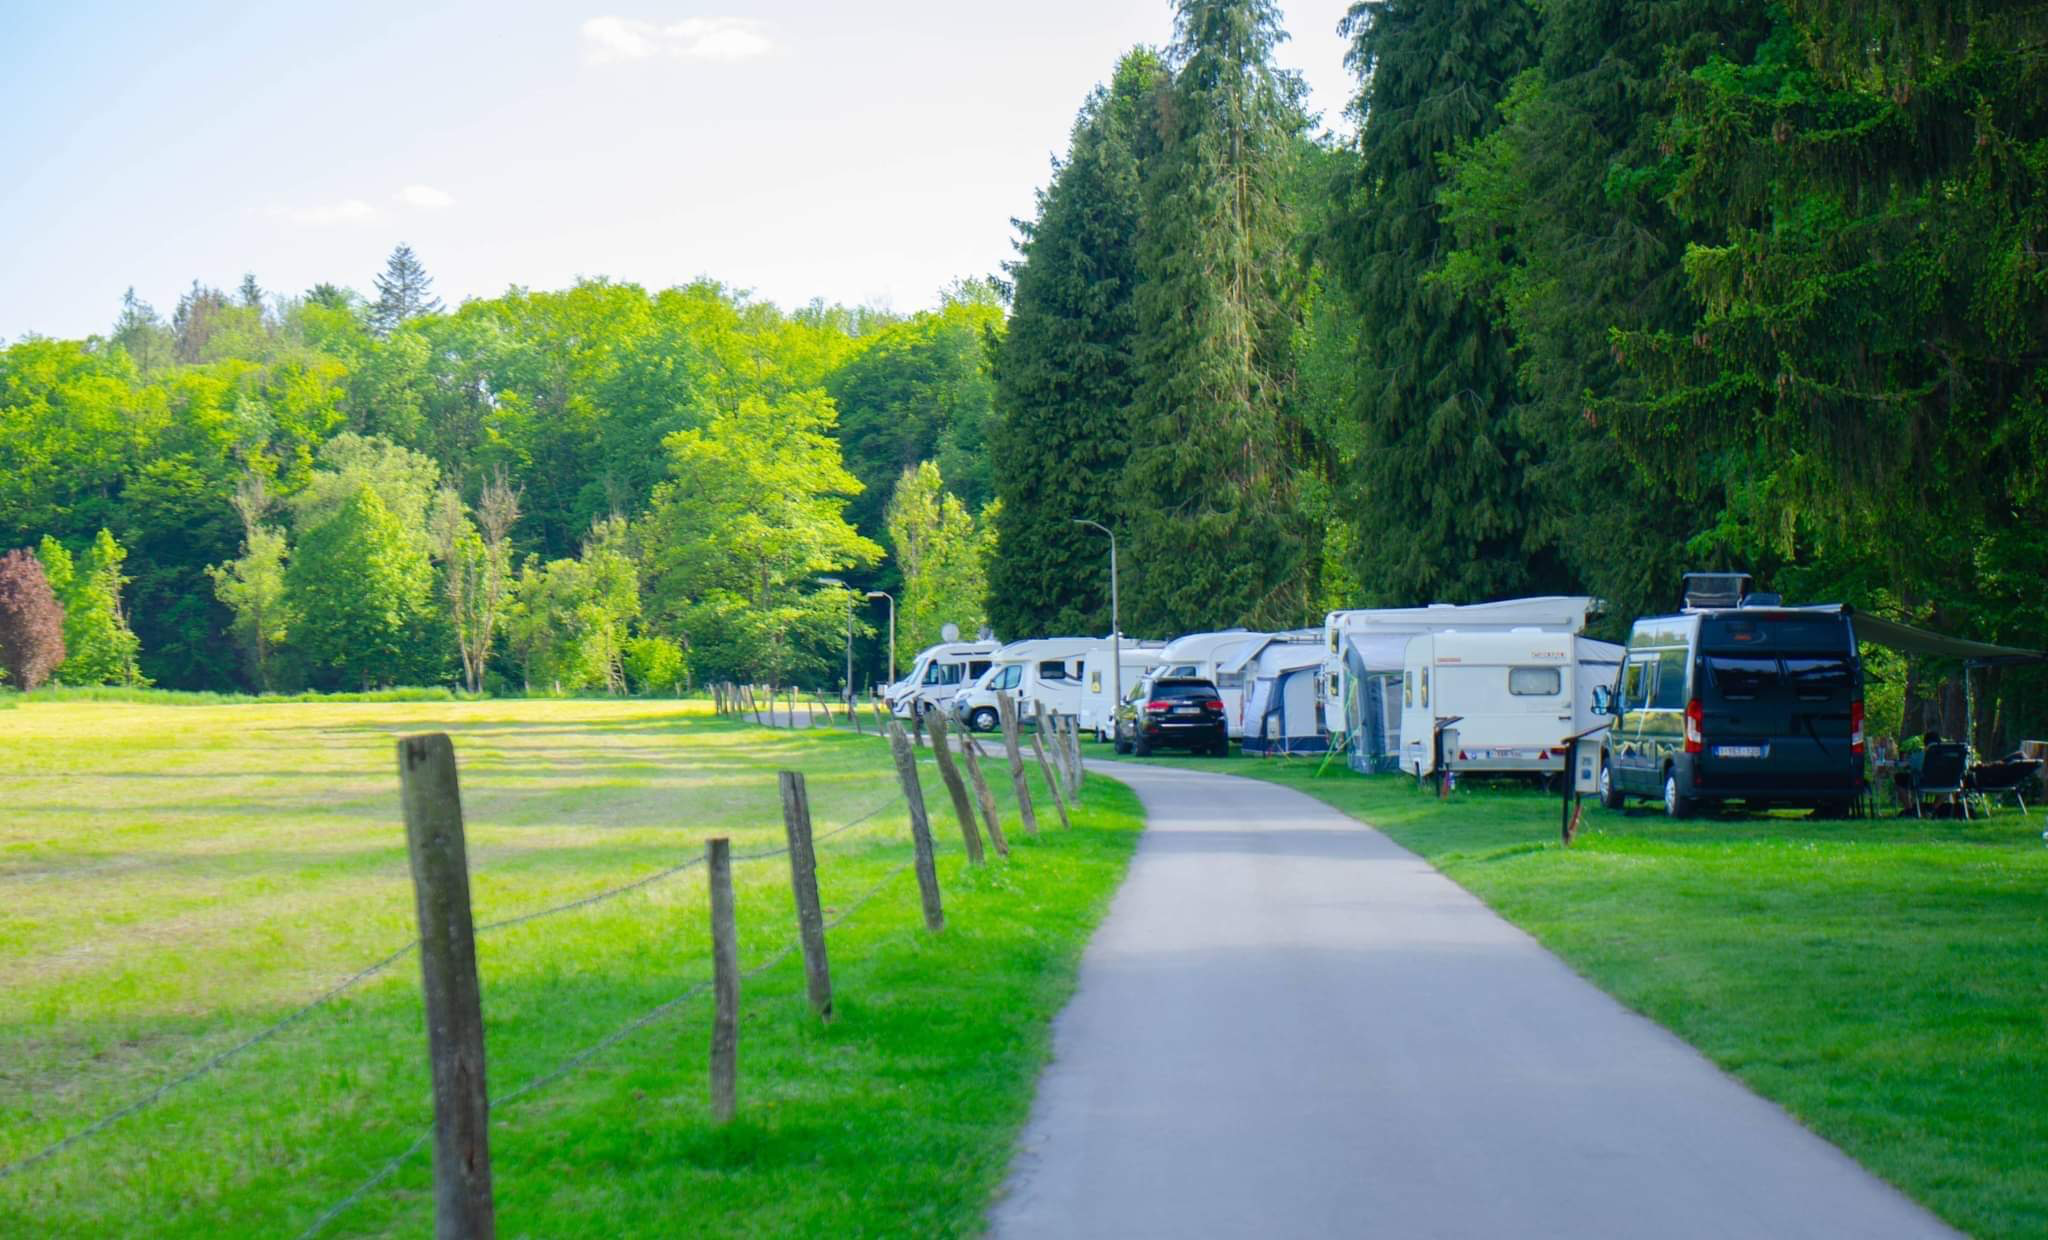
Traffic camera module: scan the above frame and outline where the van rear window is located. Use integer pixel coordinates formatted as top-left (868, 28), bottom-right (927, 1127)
top-left (1705, 656), bottom-right (1778, 699)
top-left (1704, 655), bottom-right (1856, 701)
top-left (1700, 615), bottom-right (1851, 652)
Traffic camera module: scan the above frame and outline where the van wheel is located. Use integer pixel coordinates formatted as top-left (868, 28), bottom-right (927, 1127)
top-left (1663, 769), bottom-right (1693, 819)
top-left (1598, 761), bottom-right (1624, 810)
top-left (968, 707), bottom-right (999, 734)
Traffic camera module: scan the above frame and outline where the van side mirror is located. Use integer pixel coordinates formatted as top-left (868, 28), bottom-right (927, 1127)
top-left (1591, 685), bottom-right (1613, 716)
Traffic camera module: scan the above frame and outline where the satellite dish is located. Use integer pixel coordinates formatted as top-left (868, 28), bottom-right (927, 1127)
top-left (941, 622), bottom-right (961, 643)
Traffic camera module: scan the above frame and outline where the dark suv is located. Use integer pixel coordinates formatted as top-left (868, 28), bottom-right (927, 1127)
top-left (1115, 678), bottom-right (1231, 757)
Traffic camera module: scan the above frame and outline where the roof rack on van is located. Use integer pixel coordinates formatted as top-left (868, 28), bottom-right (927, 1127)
top-left (1680, 571), bottom-right (1753, 612)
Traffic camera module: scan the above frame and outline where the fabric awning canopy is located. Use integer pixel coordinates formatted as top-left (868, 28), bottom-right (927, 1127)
top-left (1851, 611), bottom-right (2048, 666)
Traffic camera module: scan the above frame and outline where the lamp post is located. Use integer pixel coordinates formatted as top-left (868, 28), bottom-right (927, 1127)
top-left (865, 590), bottom-right (896, 687)
top-left (815, 577), bottom-right (853, 704)
top-left (1072, 518), bottom-right (1120, 737)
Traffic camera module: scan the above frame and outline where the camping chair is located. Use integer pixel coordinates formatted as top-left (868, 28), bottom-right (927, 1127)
top-left (1969, 757), bottom-right (2042, 817)
top-left (1913, 743), bottom-right (1972, 820)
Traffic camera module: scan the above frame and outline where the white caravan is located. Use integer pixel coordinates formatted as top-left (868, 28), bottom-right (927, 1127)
top-left (1075, 641), bottom-right (1170, 739)
top-left (1146, 630), bottom-right (1271, 738)
top-left (884, 639), bottom-right (1002, 719)
top-left (1234, 635), bottom-right (1332, 756)
top-left (1322, 597), bottom-right (1603, 735)
top-left (949, 637), bottom-right (1111, 733)
top-left (1397, 632), bottom-right (1625, 776)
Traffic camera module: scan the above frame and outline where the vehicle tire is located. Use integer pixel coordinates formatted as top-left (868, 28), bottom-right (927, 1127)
top-left (968, 707), bottom-right (999, 734)
top-left (1213, 738), bottom-right (1232, 758)
top-left (1598, 761), bottom-right (1624, 811)
top-left (1663, 769), bottom-right (1693, 820)
top-left (1134, 734), bottom-right (1153, 758)
top-left (1114, 735), bottom-right (1131, 755)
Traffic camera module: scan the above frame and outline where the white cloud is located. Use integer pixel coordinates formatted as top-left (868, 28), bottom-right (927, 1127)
top-left (580, 16), bottom-right (771, 65)
top-left (267, 199), bottom-right (379, 227)
top-left (396, 184), bottom-right (455, 209)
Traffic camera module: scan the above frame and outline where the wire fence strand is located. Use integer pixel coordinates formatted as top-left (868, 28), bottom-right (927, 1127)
top-left (299, 859), bottom-right (916, 1238)
top-left (6, 788), bottom-right (907, 1184)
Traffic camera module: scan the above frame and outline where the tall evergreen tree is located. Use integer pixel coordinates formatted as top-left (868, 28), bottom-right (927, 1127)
top-left (1436, 1), bottom-right (1770, 624)
top-left (369, 244), bottom-right (443, 336)
top-left (1329, 0), bottom-right (1546, 604)
top-left (987, 48), bottom-right (1165, 639)
top-left (110, 288), bottom-right (175, 373)
top-left (1122, 1), bottom-right (1315, 633)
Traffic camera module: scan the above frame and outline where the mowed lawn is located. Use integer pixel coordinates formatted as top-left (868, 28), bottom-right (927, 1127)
top-left (1131, 751), bottom-right (2048, 1239)
top-left (1, 699), bottom-right (1142, 1237)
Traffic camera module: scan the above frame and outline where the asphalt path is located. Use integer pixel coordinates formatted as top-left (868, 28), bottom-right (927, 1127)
top-left (989, 761), bottom-right (1955, 1240)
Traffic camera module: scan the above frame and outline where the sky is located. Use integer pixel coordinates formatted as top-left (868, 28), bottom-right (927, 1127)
top-left (0, 1), bottom-right (1360, 342)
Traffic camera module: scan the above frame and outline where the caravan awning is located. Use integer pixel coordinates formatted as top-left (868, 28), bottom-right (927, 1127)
top-left (1851, 612), bottom-right (2048, 667)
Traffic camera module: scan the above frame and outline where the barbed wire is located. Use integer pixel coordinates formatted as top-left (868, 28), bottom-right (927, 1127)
top-left (299, 859), bottom-right (915, 1238)
top-left (3, 789), bottom-right (907, 1183)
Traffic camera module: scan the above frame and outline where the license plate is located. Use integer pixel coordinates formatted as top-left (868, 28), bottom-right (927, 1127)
top-left (1714, 745), bottom-right (1767, 759)
top-left (1173, 706), bottom-right (1199, 715)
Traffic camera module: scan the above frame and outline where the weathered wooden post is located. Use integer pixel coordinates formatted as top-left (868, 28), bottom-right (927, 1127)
top-left (777, 772), bottom-right (833, 1020)
top-left (708, 837), bottom-right (739, 1122)
top-left (995, 695), bottom-right (1040, 836)
top-left (1029, 703), bottom-right (1072, 830)
top-left (925, 714), bottom-right (985, 864)
top-left (885, 724), bottom-right (946, 931)
top-left (1068, 716), bottom-right (1085, 800)
top-left (957, 734), bottom-right (1009, 857)
top-left (396, 734), bottom-right (496, 1240)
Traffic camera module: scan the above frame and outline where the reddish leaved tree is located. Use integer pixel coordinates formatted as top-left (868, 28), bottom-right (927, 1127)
top-left (0, 548), bottom-right (66, 691)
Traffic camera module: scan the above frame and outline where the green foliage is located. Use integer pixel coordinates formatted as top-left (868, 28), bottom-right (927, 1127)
top-left (1122, 1), bottom-right (1320, 634)
top-left (622, 633), bottom-right (688, 695)
top-left (642, 391), bottom-right (881, 686)
top-left (285, 484), bottom-right (439, 690)
top-left (505, 517), bottom-right (642, 695)
top-left (885, 461), bottom-right (996, 652)
top-left (989, 49), bottom-right (1165, 638)
top-left (38, 528), bottom-right (146, 686)
top-left (207, 522), bottom-right (290, 691)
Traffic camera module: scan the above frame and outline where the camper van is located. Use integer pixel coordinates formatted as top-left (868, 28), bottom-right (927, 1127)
top-left (884, 639), bottom-right (1001, 719)
top-left (1595, 574), bottom-right (1866, 817)
top-left (1321, 597), bottom-right (1603, 771)
top-left (948, 637), bottom-right (1110, 732)
top-left (1148, 631), bottom-right (1270, 738)
top-left (1075, 642), bottom-right (1169, 739)
top-left (1398, 632), bottom-right (1624, 777)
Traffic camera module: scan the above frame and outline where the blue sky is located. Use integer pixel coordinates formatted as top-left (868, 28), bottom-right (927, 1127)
top-left (1, 1), bottom-right (1359, 341)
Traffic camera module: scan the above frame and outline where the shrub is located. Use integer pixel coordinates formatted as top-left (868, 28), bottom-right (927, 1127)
top-left (0, 549), bottom-right (66, 691)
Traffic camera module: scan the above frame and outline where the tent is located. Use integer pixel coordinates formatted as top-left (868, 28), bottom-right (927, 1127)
top-left (1232, 637), bottom-right (1328, 756)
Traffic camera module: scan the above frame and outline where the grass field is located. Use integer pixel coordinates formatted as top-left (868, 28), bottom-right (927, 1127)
top-left (1, 699), bottom-right (1142, 1237)
top-left (1125, 750), bottom-right (2048, 1239)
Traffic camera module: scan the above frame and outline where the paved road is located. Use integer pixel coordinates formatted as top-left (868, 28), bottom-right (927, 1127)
top-left (989, 762), bottom-right (1955, 1240)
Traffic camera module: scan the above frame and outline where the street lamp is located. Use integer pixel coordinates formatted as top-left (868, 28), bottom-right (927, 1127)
top-left (815, 577), bottom-right (853, 703)
top-left (1072, 518), bottom-right (1120, 738)
top-left (865, 590), bottom-right (896, 687)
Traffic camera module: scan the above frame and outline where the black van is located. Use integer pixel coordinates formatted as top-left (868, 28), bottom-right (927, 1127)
top-left (1594, 579), bottom-right (1865, 817)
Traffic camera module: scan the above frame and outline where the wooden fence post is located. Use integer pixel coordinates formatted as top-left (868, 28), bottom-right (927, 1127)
top-left (1029, 704), bottom-right (1072, 830)
top-left (995, 695), bottom-right (1040, 836)
top-left (396, 734), bottom-right (496, 1240)
top-left (1069, 716), bottom-right (1085, 800)
top-left (885, 723), bottom-right (946, 931)
top-left (708, 837), bottom-right (739, 1123)
top-left (777, 772), bottom-right (833, 1021)
top-left (925, 715), bottom-right (985, 864)
top-left (852, 695), bottom-right (864, 735)
top-left (957, 734), bottom-right (1009, 857)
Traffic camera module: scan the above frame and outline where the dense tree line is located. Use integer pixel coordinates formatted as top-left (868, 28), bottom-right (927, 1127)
top-left (989, 0), bottom-right (2046, 746)
top-left (1, 249), bottom-right (1001, 695)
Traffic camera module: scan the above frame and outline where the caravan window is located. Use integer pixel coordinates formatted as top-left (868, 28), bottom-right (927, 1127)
top-left (1404, 670), bottom-right (1414, 707)
top-left (1038, 660), bottom-right (1070, 681)
top-left (924, 662), bottom-right (964, 686)
top-left (1421, 668), bottom-right (1429, 708)
top-left (967, 660), bottom-right (991, 679)
top-left (991, 665), bottom-right (1021, 691)
top-left (1508, 667), bottom-right (1562, 696)
top-left (1217, 671), bottom-right (1243, 689)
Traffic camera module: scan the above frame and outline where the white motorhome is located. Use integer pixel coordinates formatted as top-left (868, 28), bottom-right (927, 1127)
top-left (1322, 597), bottom-right (1603, 736)
top-left (1075, 641), bottom-right (1169, 739)
top-left (949, 637), bottom-right (1110, 732)
top-left (1147, 630), bottom-right (1271, 738)
top-left (1397, 632), bottom-right (1624, 776)
top-left (884, 639), bottom-right (1001, 719)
